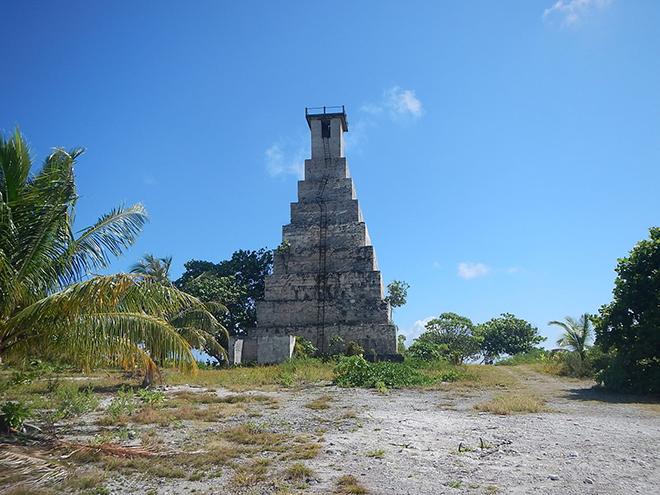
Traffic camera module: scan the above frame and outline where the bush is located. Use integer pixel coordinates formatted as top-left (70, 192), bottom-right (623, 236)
top-left (0, 400), bottom-right (32, 431)
top-left (334, 356), bottom-right (427, 389)
top-left (408, 341), bottom-right (446, 361)
top-left (52, 384), bottom-right (99, 420)
top-left (293, 337), bottom-right (317, 358)
top-left (496, 348), bottom-right (550, 366)
top-left (106, 387), bottom-right (138, 419)
top-left (137, 389), bottom-right (166, 406)
top-left (345, 341), bottom-right (364, 356)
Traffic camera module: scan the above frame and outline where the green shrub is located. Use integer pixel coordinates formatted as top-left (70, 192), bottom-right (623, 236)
top-left (559, 351), bottom-right (593, 378)
top-left (345, 341), bottom-right (364, 356)
top-left (52, 383), bottom-right (99, 420)
top-left (293, 337), bottom-right (317, 358)
top-left (137, 389), bottom-right (166, 406)
top-left (334, 356), bottom-right (428, 389)
top-left (106, 386), bottom-right (137, 418)
top-left (408, 340), bottom-right (445, 361)
top-left (0, 400), bottom-right (32, 431)
top-left (496, 348), bottom-right (550, 366)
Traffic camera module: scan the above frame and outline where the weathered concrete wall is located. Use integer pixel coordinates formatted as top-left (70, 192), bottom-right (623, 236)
top-left (253, 110), bottom-right (397, 361)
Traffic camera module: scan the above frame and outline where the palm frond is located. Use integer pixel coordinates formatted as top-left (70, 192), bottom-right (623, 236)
top-left (58, 204), bottom-right (148, 285)
top-left (0, 129), bottom-right (32, 203)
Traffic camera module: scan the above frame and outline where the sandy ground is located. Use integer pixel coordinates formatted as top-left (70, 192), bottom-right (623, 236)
top-left (4, 367), bottom-right (659, 495)
top-left (297, 369), bottom-right (660, 495)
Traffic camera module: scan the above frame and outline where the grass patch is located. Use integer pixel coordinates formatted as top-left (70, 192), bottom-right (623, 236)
top-left (336, 474), bottom-right (368, 494)
top-left (220, 422), bottom-right (287, 448)
top-left (165, 358), bottom-right (334, 390)
top-left (305, 394), bottom-right (334, 410)
top-left (281, 440), bottom-right (321, 460)
top-left (60, 468), bottom-right (106, 490)
top-left (173, 391), bottom-right (277, 405)
top-left (365, 449), bottom-right (385, 458)
top-left (474, 393), bottom-right (549, 415)
top-left (102, 456), bottom-right (187, 478)
top-left (284, 462), bottom-right (315, 481)
top-left (231, 458), bottom-right (271, 487)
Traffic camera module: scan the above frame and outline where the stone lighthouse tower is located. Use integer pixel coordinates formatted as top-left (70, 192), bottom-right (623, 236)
top-left (247, 106), bottom-right (397, 363)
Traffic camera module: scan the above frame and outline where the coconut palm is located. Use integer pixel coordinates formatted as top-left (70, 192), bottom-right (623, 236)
top-left (0, 129), bottom-right (212, 383)
top-left (130, 254), bottom-right (173, 285)
top-left (130, 254), bottom-right (229, 363)
top-left (548, 314), bottom-right (592, 361)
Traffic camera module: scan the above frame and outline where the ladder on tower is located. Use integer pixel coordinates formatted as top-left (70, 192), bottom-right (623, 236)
top-left (316, 134), bottom-right (331, 353)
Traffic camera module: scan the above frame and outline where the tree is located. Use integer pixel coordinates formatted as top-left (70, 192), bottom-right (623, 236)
top-left (131, 255), bottom-right (229, 364)
top-left (593, 227), bottom-right (660, 394)
top-left (548, 314), bottom-right (592, 361)
top-left (414, 312), bottom-right (480, 364)
top-left (175, 249), bottom-right (273, 336)
top-left (130, 254), bottom-right (173, 284)
top-left (0, 130), bottom-right (201, 382)
top-left (477, 313), bottom-right (545, 364)
top-left (385, 280), bottom-right (410, 310)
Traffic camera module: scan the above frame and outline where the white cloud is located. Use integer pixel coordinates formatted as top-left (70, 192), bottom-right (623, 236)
top-left (432, 261), bottom-right (441, 270)
top-left (385, 87), bottom-right (423, 118)
top-left (361, 86), bottom-right (424, 121)
top-left (457, 262), bottom-right (491, 280)
top-left (265, 143), bottom-right (305, 178)
top-left (543, 0), bottom-right (612, 27)
top-left (400, 316), bottom-right (434, 341)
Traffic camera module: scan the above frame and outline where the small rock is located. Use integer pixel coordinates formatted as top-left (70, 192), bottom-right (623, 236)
top-left (584, 478), bottom-right (595, 484)
top-left (549, 475), bottom-right (560, 481)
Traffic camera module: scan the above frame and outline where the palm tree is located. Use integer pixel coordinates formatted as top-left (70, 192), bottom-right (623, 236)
top-left (0, 129), bottom-right (210, 383)
top-left (131, 254), bottom-right (229, 364)
top-left (548, 314), bottom-right (592, 361)
top-left (130, 254), bottom-right (173, 285)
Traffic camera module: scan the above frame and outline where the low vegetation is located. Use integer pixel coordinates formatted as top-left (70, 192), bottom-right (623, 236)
top-left (474, 393), bottom-right (549, 415)
top-left (336, 474), bottom-right (368, 494)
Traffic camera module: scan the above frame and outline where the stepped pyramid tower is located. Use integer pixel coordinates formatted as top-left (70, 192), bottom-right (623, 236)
top-left (248, 106), bottom-right (397, 363)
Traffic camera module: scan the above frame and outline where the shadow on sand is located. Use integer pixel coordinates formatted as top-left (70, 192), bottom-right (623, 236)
top-left (563, 386), bottom-right (660, 405)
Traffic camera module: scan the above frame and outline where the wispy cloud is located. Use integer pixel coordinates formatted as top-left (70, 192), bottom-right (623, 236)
top-left (543, 0), bottom-right (612, 27)
top-left (457, 262), bottom-right (491, 280)
top-left (362, 86), bottom-right (424, 120)
top-left (265, 143), bottom-right (305, 178)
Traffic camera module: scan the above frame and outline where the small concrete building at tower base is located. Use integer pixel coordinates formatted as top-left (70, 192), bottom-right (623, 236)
top-left (235, 107), bottom-right (398, 365)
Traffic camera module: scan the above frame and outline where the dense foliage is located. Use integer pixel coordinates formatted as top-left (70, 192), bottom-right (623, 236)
top-left (175, 249), bottom-right (273, 336)
top-left (593, 227), bottom-right (660, 394)
top-left (477, 313), bottom-right (545, 363)
top-left (0, 130), bottom-right (204, 380)
top-left (409, 312), bottom-right (481, 364)
top-left (334, 355), bottom-right (427, 389)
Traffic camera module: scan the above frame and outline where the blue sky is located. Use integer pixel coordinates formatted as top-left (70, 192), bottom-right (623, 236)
top-left (2, 1), bottom-right (659, 346)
